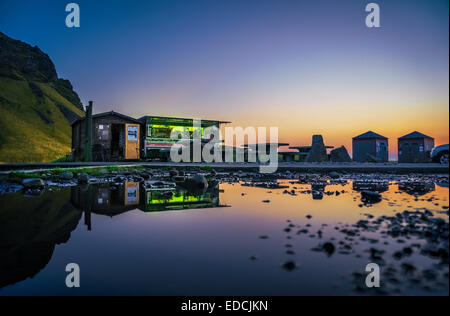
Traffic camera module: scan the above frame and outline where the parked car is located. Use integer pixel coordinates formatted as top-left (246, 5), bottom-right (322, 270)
top-left (430, 144), bottom-right (449, 164)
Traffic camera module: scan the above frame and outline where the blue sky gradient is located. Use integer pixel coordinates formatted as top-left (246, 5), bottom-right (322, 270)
top-left (1, 0), bottom-right (448, 156)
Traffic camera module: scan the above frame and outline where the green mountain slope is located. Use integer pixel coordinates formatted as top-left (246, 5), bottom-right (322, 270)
top-left (0, 32), bottom-right (85, 163)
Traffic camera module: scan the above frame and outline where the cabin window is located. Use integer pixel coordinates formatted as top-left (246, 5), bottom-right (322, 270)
top-left (147, 125), bottom-right (152, 137)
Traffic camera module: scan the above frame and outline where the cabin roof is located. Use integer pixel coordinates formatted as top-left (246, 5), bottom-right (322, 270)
top-left (353, 131), bottom-right (388, 140)
top-left (398, 131), bottom-right (434, 140)
top-left (71, 111), bottom-right (141, 126)
top-left (138, 115), bottom-right (231, 125)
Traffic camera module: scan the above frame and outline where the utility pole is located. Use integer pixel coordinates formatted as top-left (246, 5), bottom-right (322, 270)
top-left (84, 101), bottom-right (93, 162)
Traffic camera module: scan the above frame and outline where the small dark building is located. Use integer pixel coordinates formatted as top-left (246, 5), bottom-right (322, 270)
top-left (352, 131), bottom-right (388, 162)
top-left (72, 111), bottom-right (142, 161)
top-left (398, 131), bottom-right (434, 163)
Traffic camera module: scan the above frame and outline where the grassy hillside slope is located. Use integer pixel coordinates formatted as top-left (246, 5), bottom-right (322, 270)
top-left (0, 32), bottom-right (85, 163)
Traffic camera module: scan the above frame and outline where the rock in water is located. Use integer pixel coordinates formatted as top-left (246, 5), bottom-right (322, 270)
top-left (173, 176), bottom-right (186, 183)
top-left (330, 146), bottom-right (352, 163)
top-left (329, 171), bottom-right (340, 179)
top-left (169, 168), bottom-right (179, 177)
top-left (59, 171), bottom-right (74, 180)
top-left (22, 178), bottom-right (45, 188)
top-left (361, 190), bottom-right (382, 202)
top-left (192, 174), bottom-right (208, 188)
top-left (77, 173), bottom-right (89, 183)
top-left (282, 261), bottom-right (298, 271)
top-left (306, 135), bottom-right (329, 162)
top-left (180, 174), bottom-right (209, 190)
top-left (322, 242), bottom-right (336, 256)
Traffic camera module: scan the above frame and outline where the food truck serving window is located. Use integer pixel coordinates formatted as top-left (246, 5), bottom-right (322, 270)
top-left (146, 123), bottom-right (208, 140)
top-left (151, 126), bottom-right (172, 139)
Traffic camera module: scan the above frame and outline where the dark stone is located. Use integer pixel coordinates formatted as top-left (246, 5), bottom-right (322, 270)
top-left (59, 171), bottom-right (73, 180)
top-left (329, 171), bottom-right (340, 179)
top-left (22, 178), bottom-right (45, 188)
top-left (361, 190), bottom-right (382, 202)
top-left (401, 263), bottom-right (416, 274)
top-left (369, 248), bottom-right (385, 261)
top-left (393, 251), bottom-right (403, 260)
top-left (306, 135), bottom-right (329, 162)
top-left (77, 173), bottom-right (89, 183)
top-left (178, 174), bottom-right (208, 190)
top-left (403, 247), bottom-right (413, 256)
top-left (322, 242), bottom-right (336, 256)
top-left (330, 146), bottom-right (352, 163)
top-left (281, 261), bottom-right (297, 271)
top-left (173, 176), bottom-right (186, 183)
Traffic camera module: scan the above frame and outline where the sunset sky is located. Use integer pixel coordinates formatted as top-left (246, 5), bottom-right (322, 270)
top-left (1, 0), bottom-right (448, 159)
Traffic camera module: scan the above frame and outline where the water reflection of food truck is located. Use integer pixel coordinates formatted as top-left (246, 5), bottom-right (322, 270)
top-left (142, 187), bottom-right (221, 212)
top-left (139, 116), bottom-right (229, 161)
top-left (71, 182), bottom-right (225, 231)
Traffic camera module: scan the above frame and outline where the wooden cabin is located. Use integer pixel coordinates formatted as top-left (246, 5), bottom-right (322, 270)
top-left (71, 111), bottom-right (142, 161)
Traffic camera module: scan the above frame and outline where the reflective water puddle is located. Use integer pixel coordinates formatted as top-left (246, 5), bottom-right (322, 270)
top-left (0, 177), bottom-right (448, 295)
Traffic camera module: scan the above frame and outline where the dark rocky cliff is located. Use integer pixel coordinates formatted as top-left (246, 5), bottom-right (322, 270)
top-left (0, 32), bottom-right (85, 162)
top-left (0, 32), bottom-right (83, 110)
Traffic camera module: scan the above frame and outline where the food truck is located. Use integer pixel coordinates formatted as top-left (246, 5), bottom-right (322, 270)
top-left (139, 116), bottom-right (230, 161)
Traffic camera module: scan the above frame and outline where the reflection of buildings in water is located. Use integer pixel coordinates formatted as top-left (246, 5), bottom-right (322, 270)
top-left (71, 183), bottom-right (142, 231)
top-left (352, 181), bottom-right (389, 194)
top-left (71, 183), bottom-right (139, 217)
top-left (0, 189), bottom-right (82, 289)
top-left (436, 182), bottom-right (449, 189)
top-left (398, 182), bottom-right (436, 196)
top-left (0, 182), bottom-right (221, 289)
top-left (70, 182), bottom-right (224, 230)
top-left (142, 184), bottom-right (221, 212)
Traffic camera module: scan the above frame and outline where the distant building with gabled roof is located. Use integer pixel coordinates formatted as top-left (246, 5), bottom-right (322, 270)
top-left (352, 131), bottom-right (388, 162)
top-left (398, 131), bottom-right (434, 163)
